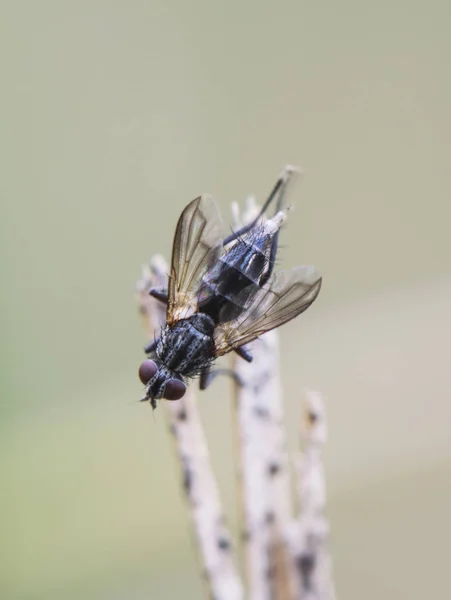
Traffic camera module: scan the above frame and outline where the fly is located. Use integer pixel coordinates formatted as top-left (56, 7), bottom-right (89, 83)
top-left (138, 165), bottom-right (322, 408)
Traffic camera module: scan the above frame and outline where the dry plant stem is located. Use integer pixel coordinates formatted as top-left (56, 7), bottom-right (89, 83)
top-left (233, 333), bottom-right (298, 600)
top-left (232, 191), bottom-right (299, 600)
top-left (137, 256), bottom-right (244, 600)
top-left (287, 391), bottom-right (336, 600)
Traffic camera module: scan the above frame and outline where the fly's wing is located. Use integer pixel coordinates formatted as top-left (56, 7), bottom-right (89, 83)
top-left (214, 266), bottom-right (322, 354)
top-left (167, 194), bottom-right (224, 324)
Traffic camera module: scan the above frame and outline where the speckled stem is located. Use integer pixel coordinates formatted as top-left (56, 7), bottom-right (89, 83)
top-left (287, 391), bottom-right (336, 600)
top-left (233, 331), bottom-right (298, 600)
top-left (231, 186), bottom-right (300, 600)
top-left (137, 256), bottom-right (244, 600)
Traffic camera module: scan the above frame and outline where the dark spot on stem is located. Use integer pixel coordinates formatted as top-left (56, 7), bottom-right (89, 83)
top-left (307, 411), bottom-right (318, 424)
top-left (265, 511), bottom-right (275, 524)
top-left (297, 552), bottom-right (316, 591)
top-left (182, 463), bottom-right (192, 495)
top-left (266, 566), bottom-right (275, 581)
top-left (217, 537), bottom-right (230, 551)
top-left (252, 372), bottom-right (271, 395)
top-left (268, 462), bottom-right (281, 476)
top-left (178, 408), bottom-right (187, 421)
top-left (253, 405), bottom-right (270, 419)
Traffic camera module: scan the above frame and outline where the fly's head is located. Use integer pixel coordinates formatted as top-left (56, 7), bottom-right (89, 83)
top-left (138, 359), bottom-right (187, 408)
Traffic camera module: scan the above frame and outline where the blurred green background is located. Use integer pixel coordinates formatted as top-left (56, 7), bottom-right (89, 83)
top-left (2, 1), bottom-right (451, 598)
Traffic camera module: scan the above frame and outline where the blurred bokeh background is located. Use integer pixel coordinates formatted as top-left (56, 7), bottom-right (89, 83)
top-left (2, 1), bottom-right (451, 598)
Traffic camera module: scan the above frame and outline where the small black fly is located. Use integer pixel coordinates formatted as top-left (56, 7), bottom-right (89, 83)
top-left (139, 166), bottom-right (322, 408)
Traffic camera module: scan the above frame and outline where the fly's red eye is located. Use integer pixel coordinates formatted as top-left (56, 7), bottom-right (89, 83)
top-left (138, 360), bottom-right (158, 384)
top-left (163, 379), bottom-right (186, 401)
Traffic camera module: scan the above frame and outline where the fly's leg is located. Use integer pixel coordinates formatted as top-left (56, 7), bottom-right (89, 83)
top-left (222, 165), bottom-right (299, 246)
top-left (199, 366), bottom-right (217, 390)
top-left (234, 345), bottom-right (253, 363)
top-left (149, 288), bottom-right (168, 305)
top-left (199, 366), bottom-right (244, 390)
top-left (222, 166), bottom-right (297, 285)
top-left (144, 338), bottom-right (159, 354)
top-left (258, 172), bottom-right (294, 286)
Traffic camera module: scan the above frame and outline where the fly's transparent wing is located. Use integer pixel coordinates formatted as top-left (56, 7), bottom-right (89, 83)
top-left (214, 266), bottom-right (322, 354)
top-left (167, 194), bottom-right (223, 324)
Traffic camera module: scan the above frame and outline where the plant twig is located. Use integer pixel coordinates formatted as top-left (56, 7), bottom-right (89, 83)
top-left (231, 193), bottom-right (299, 600)
top-left (136, 169), bottom-right (336, 600)
top-left (233, 332), bottom-right (298, 600)
top-left (137, 256), bottom-right (244, 600)
top-left (287, 391), bottom-right (336, 600)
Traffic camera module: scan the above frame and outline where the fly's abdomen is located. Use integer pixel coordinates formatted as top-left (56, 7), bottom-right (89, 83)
top-left (197, 236), bottom-right (272, 323)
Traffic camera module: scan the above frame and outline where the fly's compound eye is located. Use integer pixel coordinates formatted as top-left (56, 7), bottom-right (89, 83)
top-left (163, 378), bottom-right (186, 401)
top-left (138, 360), bottom-right (158, 385)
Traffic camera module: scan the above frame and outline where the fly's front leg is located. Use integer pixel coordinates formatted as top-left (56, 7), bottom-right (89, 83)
top-left (149, 288), bottom-right (169, 305)
top-left (199, 366), bottom-right (243, 390)
top-left (259, 167), bottom-right (300, 286)
top-left (234, 345), bottom-right (253, 363)
top-left (144, 338), bottom-right (159, 354)
top-left (199, 367), bottom-right (212, 390)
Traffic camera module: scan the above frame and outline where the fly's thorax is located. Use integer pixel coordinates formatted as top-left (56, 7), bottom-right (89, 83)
top-left (188, 313), bottom-right (216, 336)
top-left (156, 315), bottom-right (216, 377)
